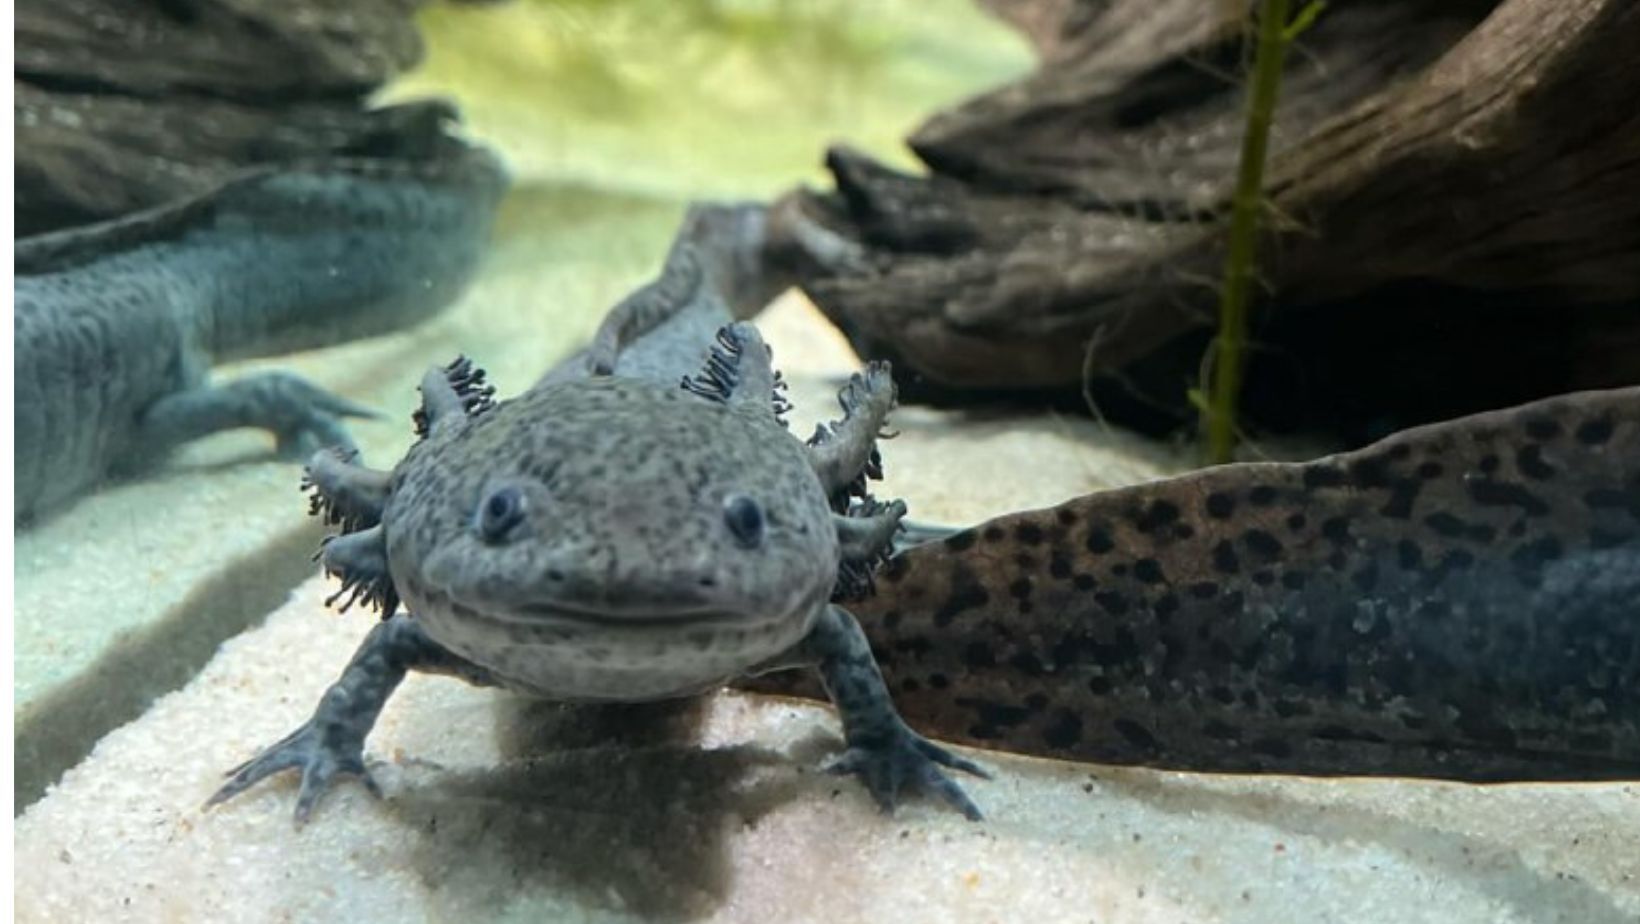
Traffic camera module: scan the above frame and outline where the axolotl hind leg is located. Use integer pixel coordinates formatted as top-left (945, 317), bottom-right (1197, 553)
top-left (207, 614), bottom-right (497, 825)
top-left (757, 605), bottom-right (990, 820)
top-left (137, 371), bottom-right (377, 463)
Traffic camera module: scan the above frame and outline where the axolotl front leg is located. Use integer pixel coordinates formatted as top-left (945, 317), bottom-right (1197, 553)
top-left (761, 604), bottom-right (990, 820)
top-left (207, 615), bottom-right (498, 824)
top-left (780, 385), bottom-right (991, 818)
top-left (751, 492), bottom-right (987, 819)
top-left (209, 359), bottom-right (498, 823)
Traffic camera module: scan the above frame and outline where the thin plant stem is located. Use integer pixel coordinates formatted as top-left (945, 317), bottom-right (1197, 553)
top-left (1203, 0), bottom-right (1317, 464)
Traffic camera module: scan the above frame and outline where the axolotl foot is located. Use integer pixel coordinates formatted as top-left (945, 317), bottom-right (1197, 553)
top-left (207, 712), bottom-right (381, 826)
top-left (137, 370), bottom-right (378, 466)
top-left (254, 372), bottom-right (380, 459)
top-left (206, 616), bottom-right (493, 825)
top-left (787, 604), bottom-right (991, 821)
top-left (825, 721), bottom-right (991, 821)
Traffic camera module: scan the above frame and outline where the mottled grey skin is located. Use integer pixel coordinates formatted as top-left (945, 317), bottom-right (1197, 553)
top-left (209, 205), bottom-right (987, 824)
top-left (751, 387), bottom-right (1640, 781)
top-left (13, 145), bottom-right (508, 524)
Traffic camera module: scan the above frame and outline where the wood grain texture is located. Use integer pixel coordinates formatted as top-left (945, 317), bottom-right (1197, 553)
top-left (789, 0), bottom-right (1640, 435)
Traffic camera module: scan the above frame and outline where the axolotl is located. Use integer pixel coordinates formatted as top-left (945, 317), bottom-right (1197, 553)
top-left (208, 205), bottom-right (987, 823)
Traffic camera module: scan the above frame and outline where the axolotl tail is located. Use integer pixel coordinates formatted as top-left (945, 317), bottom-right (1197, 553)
top-left (744, 387), bottom-right (1640, 781)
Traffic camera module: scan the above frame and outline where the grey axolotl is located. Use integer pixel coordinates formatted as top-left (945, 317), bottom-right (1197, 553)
top-left (13, 144), bottom-right (507, 524)
top-left (208, 205), bottom-right (989, 823)
top-left (752, 387), bottom-right (1640, 781)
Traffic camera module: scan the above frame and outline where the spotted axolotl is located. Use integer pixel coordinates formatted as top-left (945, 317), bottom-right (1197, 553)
top-left (208, 205), bottom-right (988, 823)
top-left (13, 143), bottom-right (507, 524)
top-left (751, 387), bottom-right (1640, 780)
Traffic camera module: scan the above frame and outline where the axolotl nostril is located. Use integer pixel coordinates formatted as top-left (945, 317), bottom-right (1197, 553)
top-left (209, 204), bottom-right (988, 824)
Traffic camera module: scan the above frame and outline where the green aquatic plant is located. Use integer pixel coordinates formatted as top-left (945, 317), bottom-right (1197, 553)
top-left (1199, 0), bottom-right (1324, 465)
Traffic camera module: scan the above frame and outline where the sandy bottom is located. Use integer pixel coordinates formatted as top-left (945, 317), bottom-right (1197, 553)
top-left (16, 292), bottom-right (1640, 923)
top-left (17, 573), bottom-right (1639, 924)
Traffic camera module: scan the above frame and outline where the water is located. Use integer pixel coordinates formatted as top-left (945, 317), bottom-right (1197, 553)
top-left (12, 0), bottom-right (1029, 844)
top-left (13, 4), bottom-right (1637, 923)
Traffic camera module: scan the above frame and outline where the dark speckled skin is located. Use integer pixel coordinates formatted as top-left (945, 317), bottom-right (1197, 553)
top-left (745, 387), bottom-right (1640, 780)
top-left (211, 204), bottom-right (989, 823)
top-left (386, 374), bottom-right (838, 701)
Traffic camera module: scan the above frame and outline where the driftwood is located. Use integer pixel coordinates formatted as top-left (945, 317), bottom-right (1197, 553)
top-left (14, 0), bottom-right (447, 236)
top-left (790, 0), bottom-right (1640, 438)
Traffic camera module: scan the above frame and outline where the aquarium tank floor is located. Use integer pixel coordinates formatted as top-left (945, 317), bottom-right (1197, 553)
top-left (17, 292), bottom-right (1638, 924)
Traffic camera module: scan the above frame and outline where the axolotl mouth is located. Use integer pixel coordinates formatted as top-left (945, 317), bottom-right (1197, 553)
top-left (430, 587), bottom-right (779, 632)
top-left (404, 582), bottom-right (823, 701)
top-left (512, 598), bottom-right (751, 628)
top-left (412, 548), bottom-right (819, 629)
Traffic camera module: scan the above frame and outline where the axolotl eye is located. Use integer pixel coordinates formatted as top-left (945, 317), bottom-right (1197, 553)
top-left (723, 494), bottom-right (765, 549)
top-left (476, 485), bottom-right (527, 543)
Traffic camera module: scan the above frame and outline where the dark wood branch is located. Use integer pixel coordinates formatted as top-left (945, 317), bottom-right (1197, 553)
top-left (790, 0), bottom-right (1640, 438)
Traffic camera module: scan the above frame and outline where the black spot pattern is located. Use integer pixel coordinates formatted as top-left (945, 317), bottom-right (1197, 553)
top-left (1516, 444), bottom-right (1556, 480)
top-left (1085, 525), bottom-right (1115, 554)
top-left (1134, 500), bottom-right (1181, 534)
top-left (1205, 492), bottom-right (1235, 519)
top-left (1113, 719), bottom-right (1158, 751)
top-left (962, 642), bottom-right (996, 670)
top-left (1242, 529), bottom-right (1282, 560)
top-left (737, 389), bottom-right (1640, 781)
top-left (1133, 558), bottom-right (1166, 584)
top-left (1467, 479), bottom-right (1550, 516)
top-left (1576, 417), bottom-right (1614, 445)
top-left (1043, 710), bottom-right (1083, 749)
top-left (932, 563), bottom-right (990, 628)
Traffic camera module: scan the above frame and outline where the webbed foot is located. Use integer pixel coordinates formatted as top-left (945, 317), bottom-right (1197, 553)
top-left (205, 616), bottom-right (495, 826)
top-left (775, 605), bottom-right (992, 821)
top-left (256, 373), bottom-right (379, 459)
top-left (139, 370), bottom-right (378, 463)
top-left (207, 715), bottom-right (379, 825)
top-left (826, 721), bottom-right (990, 821)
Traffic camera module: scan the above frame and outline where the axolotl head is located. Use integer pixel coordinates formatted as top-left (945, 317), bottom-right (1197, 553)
top-left (382, 340), bottom-right (838, 700)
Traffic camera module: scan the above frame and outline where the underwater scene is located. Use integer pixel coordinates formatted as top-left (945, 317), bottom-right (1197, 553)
top-left (12, 0), bottom-right (1640, 921)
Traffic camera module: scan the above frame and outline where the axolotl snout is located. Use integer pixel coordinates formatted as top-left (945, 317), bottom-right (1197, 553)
top-left (211, 315), bottom-right (987, 823)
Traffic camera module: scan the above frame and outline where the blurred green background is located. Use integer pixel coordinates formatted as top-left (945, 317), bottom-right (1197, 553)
top-left (385, 0), bottom-right (1031, 198)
